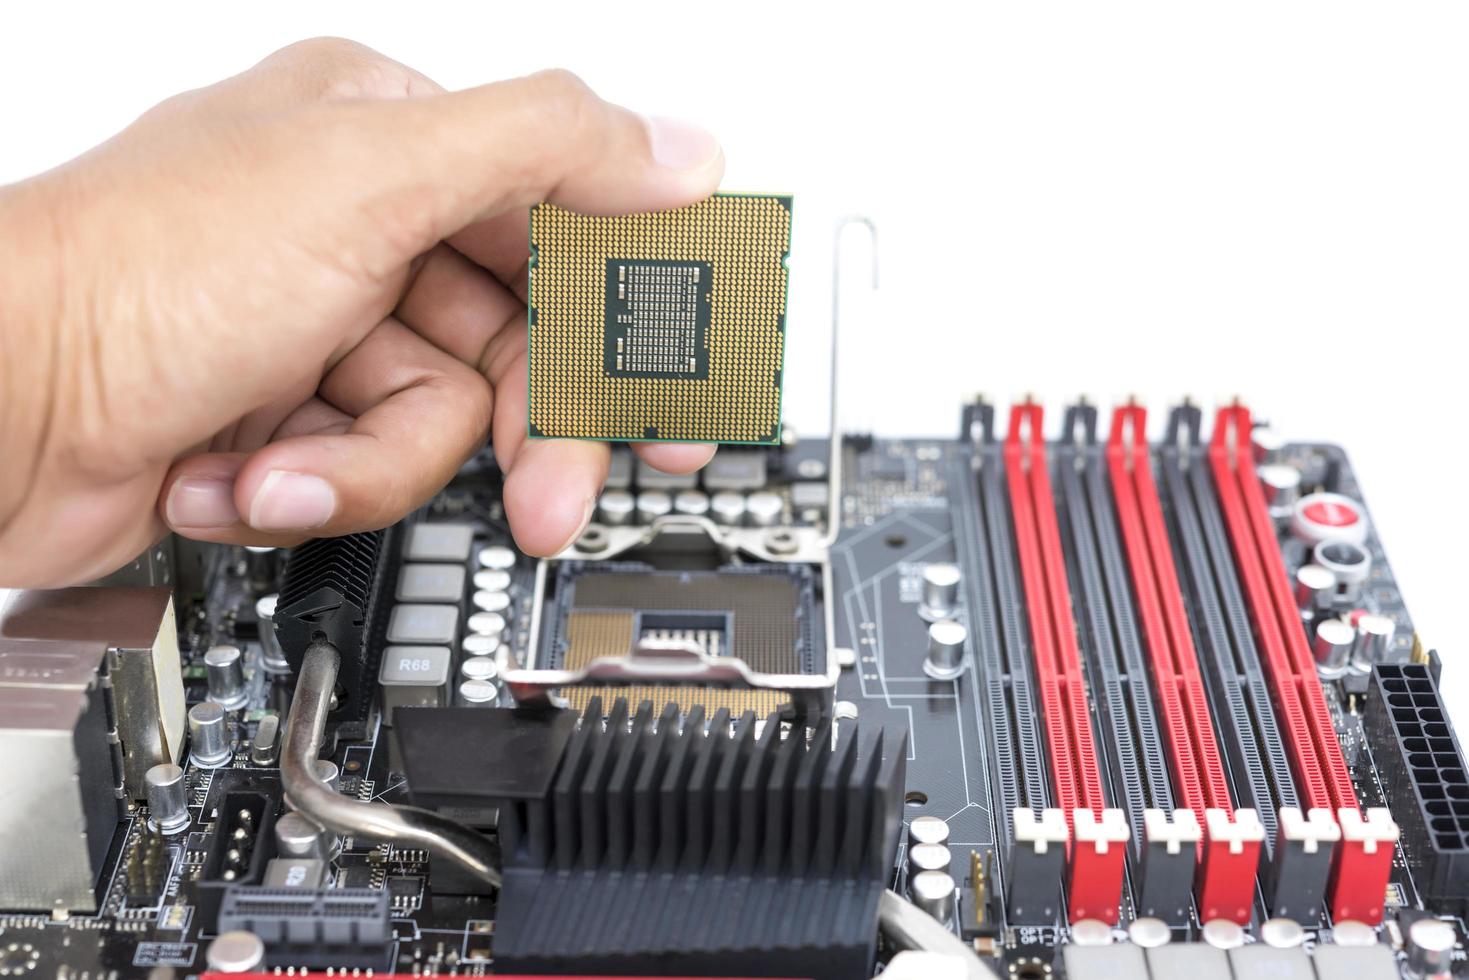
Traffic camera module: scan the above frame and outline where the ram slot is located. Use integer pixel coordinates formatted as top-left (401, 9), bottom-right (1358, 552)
top-left (1209, 403), bottom-right (1398, 924)
top-left (1107, 404), bottom-right (1264, 924)
top-left (1056, 404), bottom-right (1188, 923)
top-left (1159, 405), bottom-right (1341, 921)
top-left (1005, 401), bottom-right (1127, 924)
top-left (953, 400), bottom-right (1056, 925)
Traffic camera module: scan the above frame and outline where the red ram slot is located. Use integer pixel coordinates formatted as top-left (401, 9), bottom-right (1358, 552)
top-left (1108, 405), bottom-right (1260, 923)
top-left (1209, 403), bottom-right (1396, 923)
top-left (1006, 401), bottom-right (1125, 923)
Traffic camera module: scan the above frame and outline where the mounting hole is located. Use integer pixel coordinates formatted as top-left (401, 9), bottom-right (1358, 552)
top-left (885, 533), bottom-right (908, 549)
top-left (904, 790), bottom-right (928, 808)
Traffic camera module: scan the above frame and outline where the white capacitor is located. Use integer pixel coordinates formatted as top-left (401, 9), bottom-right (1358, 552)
top-left (598, 490), bottom-right (635, 526)
top-left (473, 590), bottom-right (511, 613)
top-left (478, 545), bottom-right (517, 570)
top-left (463, 633), bottom-right (501, 657)
top-left (746, 491), bottom-right (784, 527)
top-left (710, 491), bottom-right (747, 526)
top-left (459, 679), bottom-right (499, 704)
top-left (674, 490), bottom-right (710, 517)
top-left (468, 611), bottom-right (507, 637)
top-left (473, 569), bottom-right (511, 591)
top-left (908, 870), bottom-right (956, 923)
top-left (461, 657), bottom-right (499, 683)
top-left (636, 490), bottom-right (673, 524)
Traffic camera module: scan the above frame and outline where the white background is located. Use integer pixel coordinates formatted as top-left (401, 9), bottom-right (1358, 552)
top-left (2, 2), bottom-right (1465, 709)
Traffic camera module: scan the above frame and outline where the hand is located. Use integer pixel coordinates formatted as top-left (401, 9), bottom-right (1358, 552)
top-left (0, 38), bottom-right (722, 587)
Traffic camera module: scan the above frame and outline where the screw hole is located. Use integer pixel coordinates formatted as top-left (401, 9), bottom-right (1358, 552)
top-left (885, 534), bottom-right (907, 549)
top-left (904, 790), bottom-right (928, 807)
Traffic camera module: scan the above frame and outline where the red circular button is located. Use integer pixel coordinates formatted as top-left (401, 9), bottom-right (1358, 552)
top-left (1302, 500), bottom-right (1360, 528)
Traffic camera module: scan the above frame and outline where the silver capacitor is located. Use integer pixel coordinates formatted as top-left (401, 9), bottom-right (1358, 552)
top-left (674, 490), bottom-right (710, 517)
top-left (255, 593), bottom-right (291, 673)
top-left (1294, 564), bottom-right (1337, 616)
top-left (461, 656), bottom-right (499, 683)
top-left (710, 491), bottom-right (747, 526)
top-left (275, 811), bottom-right (330, 860)
top-left (909, 815), bottom-right (951, 848)
top-left (460, 678), bottom-right (499, 704)
top-left (205, 644), bottom-right (249, 710)
top-left (1315, 539), bottom-right (1372, 603)
top-left (635, 490), bottom-right (672, 524)
top-left (1313, 618), bottom-right (1355, 679)
top-left (205, 931), bottom-right (266, 974)
top-left (745, 491), bottom-right (784, 527)
top-left (598, 490), bottom-right (635, 526)
top-left (909, 870), bottom-right (957, 923)
top-left (1351, 615), bottom-right (1395, 672)
top-left (919, 563), bottom-right (961, 621)
top-left (909, 843), bottom-right (952, 873)
top-left (924, 620), bottom-right (968, 680)
top-left (1251, 427), bottom-right (1287, 464)
top-left (1258, 463), bottom-right (1302, 512)
top-left (250, 714), bottom-right (280, 766)
top-left (315, 760), bottom-right (340, 793)
top-left (1407, 918), bottom-right (1457, 978)
top-left (145, 763), bottom-right (190, 835)
top-left (188, 701), bottom-right (232, 768)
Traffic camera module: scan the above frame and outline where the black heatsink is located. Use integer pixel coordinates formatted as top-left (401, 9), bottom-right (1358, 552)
top-left (274, 528), bottom-right (399, 722)
top-left (490, 699), bottom-right (906, 979)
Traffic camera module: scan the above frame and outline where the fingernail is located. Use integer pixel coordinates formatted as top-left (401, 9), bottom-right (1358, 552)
top-left (552, 495), bottom-right (597, 555)
top-left (166, 477), bottom-right (240, 528)
top-left (247, 471), bottom-right (336, 531)
top-left (644, 115), bottom-right (722, 172)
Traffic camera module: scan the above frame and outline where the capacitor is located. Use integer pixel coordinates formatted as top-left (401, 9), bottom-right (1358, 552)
top-left (674, 489), bottom-right (710, 517)
top-left (1070, 919), bottom-right (1113, 946)
top-left (315, 760), bottom-right (340, 793)
top-left (908, 843), bottom-right (951, 873)
top-left (144, 763), bottom-right (191, 835)
top-left (1331, 919), bottom-right (1379, 946)
top-left (473, 568), bottom-right (511, 592)
top-left (908, 815), bottom-right (951, 848)
top-left (710, 491), bottom-right (747, 526)
top-left (461, 657), bottom-right (499, 683)
top-left (924, 620), bottom-right (968, 680)
top-left (908, 870), bottom-right (957, 923)
top-left (1407, 918), bottom-right (1457, 978)
top-left (745, 491), bottom-right (783, 527)
top-left (635, 490), bottom-right (673, 524)
top-left (205, 931), bottom-right (266, 974)
top-left (188, 701), bottom-right (232, 768)
top-left (1258, 463), bottom-right (1302, 510)
top-left (1314, 539), bottom-right (1372, 603)
top-left (1291, 492), bottom-right (1369, 546)
top-left (275, 811), bottom-right (331, 860)
top-left (472, 589), bottom-right (511, 613)
top-left (249, 714), bottom-right (280, 766)
top-left (597, 490), bottom-right (635, 526)
top-left (459, 678), bottom-right (499, 704)
top-left (1351, 614), bottom-right (1395, 672)
top-left (1251, 427), bottom-right (1287, 464)
top-left (1313, 618), bottom-right (1355, 679)
top-left (463, 633), bottom-right (500, 657)
top-left (468, 611), bottom-right (507, 638)
top-left (204, 644), bottom-right (249, 710)
top-left (1294, 563), bottom-right (1337, 615)
top-left (919, 563), bottom-right (961, 621)
top-left (255, 593), bottom-right (291, 674)
top-left (478, 545), bottom-right (516, 570)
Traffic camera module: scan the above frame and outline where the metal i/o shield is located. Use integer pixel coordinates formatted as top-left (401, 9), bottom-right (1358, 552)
top-left (528, 194), bottom-right (792, 444)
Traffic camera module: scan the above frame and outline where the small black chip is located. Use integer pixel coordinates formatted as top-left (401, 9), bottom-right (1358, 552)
top-left (605, 259), bottom-right (712, 379)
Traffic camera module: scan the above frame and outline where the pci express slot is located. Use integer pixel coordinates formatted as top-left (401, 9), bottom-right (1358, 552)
top-left (1159, 405), bottom-right (1334, 920)
top-left (1055, 405), bottom-right (1186, 922)
top-left (1209, 403), bottom-right (1398, 924)
top-left (1107, 405), bottom-right (1263, 924)
top-left (1004, 402), bottom-right (1127, 924)
top-left (952, 400), bottom-right (1053, 925)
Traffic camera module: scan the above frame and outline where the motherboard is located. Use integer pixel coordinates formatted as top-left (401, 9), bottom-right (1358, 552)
top-left (0, 397), bottom-right (1463, 980)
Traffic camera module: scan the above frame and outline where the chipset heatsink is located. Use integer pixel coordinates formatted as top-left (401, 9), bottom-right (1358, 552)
top-left (527, 194), bottom-right (792, 445)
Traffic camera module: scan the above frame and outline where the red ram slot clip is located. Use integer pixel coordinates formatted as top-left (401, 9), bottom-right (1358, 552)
top-left (1006, 401), bottom-right (1127, 923)
top-left (1108, 405), bottom-right (1261, 924)
top-left (1209, 404), bottom-right (1397, 924)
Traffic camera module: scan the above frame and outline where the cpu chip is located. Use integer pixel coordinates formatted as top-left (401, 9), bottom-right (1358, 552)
top-left (528, 194), bottom-right (792, 444)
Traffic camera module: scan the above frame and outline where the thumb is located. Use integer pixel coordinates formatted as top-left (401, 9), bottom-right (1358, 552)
top-left (271, 68), bottom-right (724, 277)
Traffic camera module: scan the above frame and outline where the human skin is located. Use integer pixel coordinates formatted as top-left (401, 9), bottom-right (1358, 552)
top-left (0, 38), bottom-right (720, 587)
